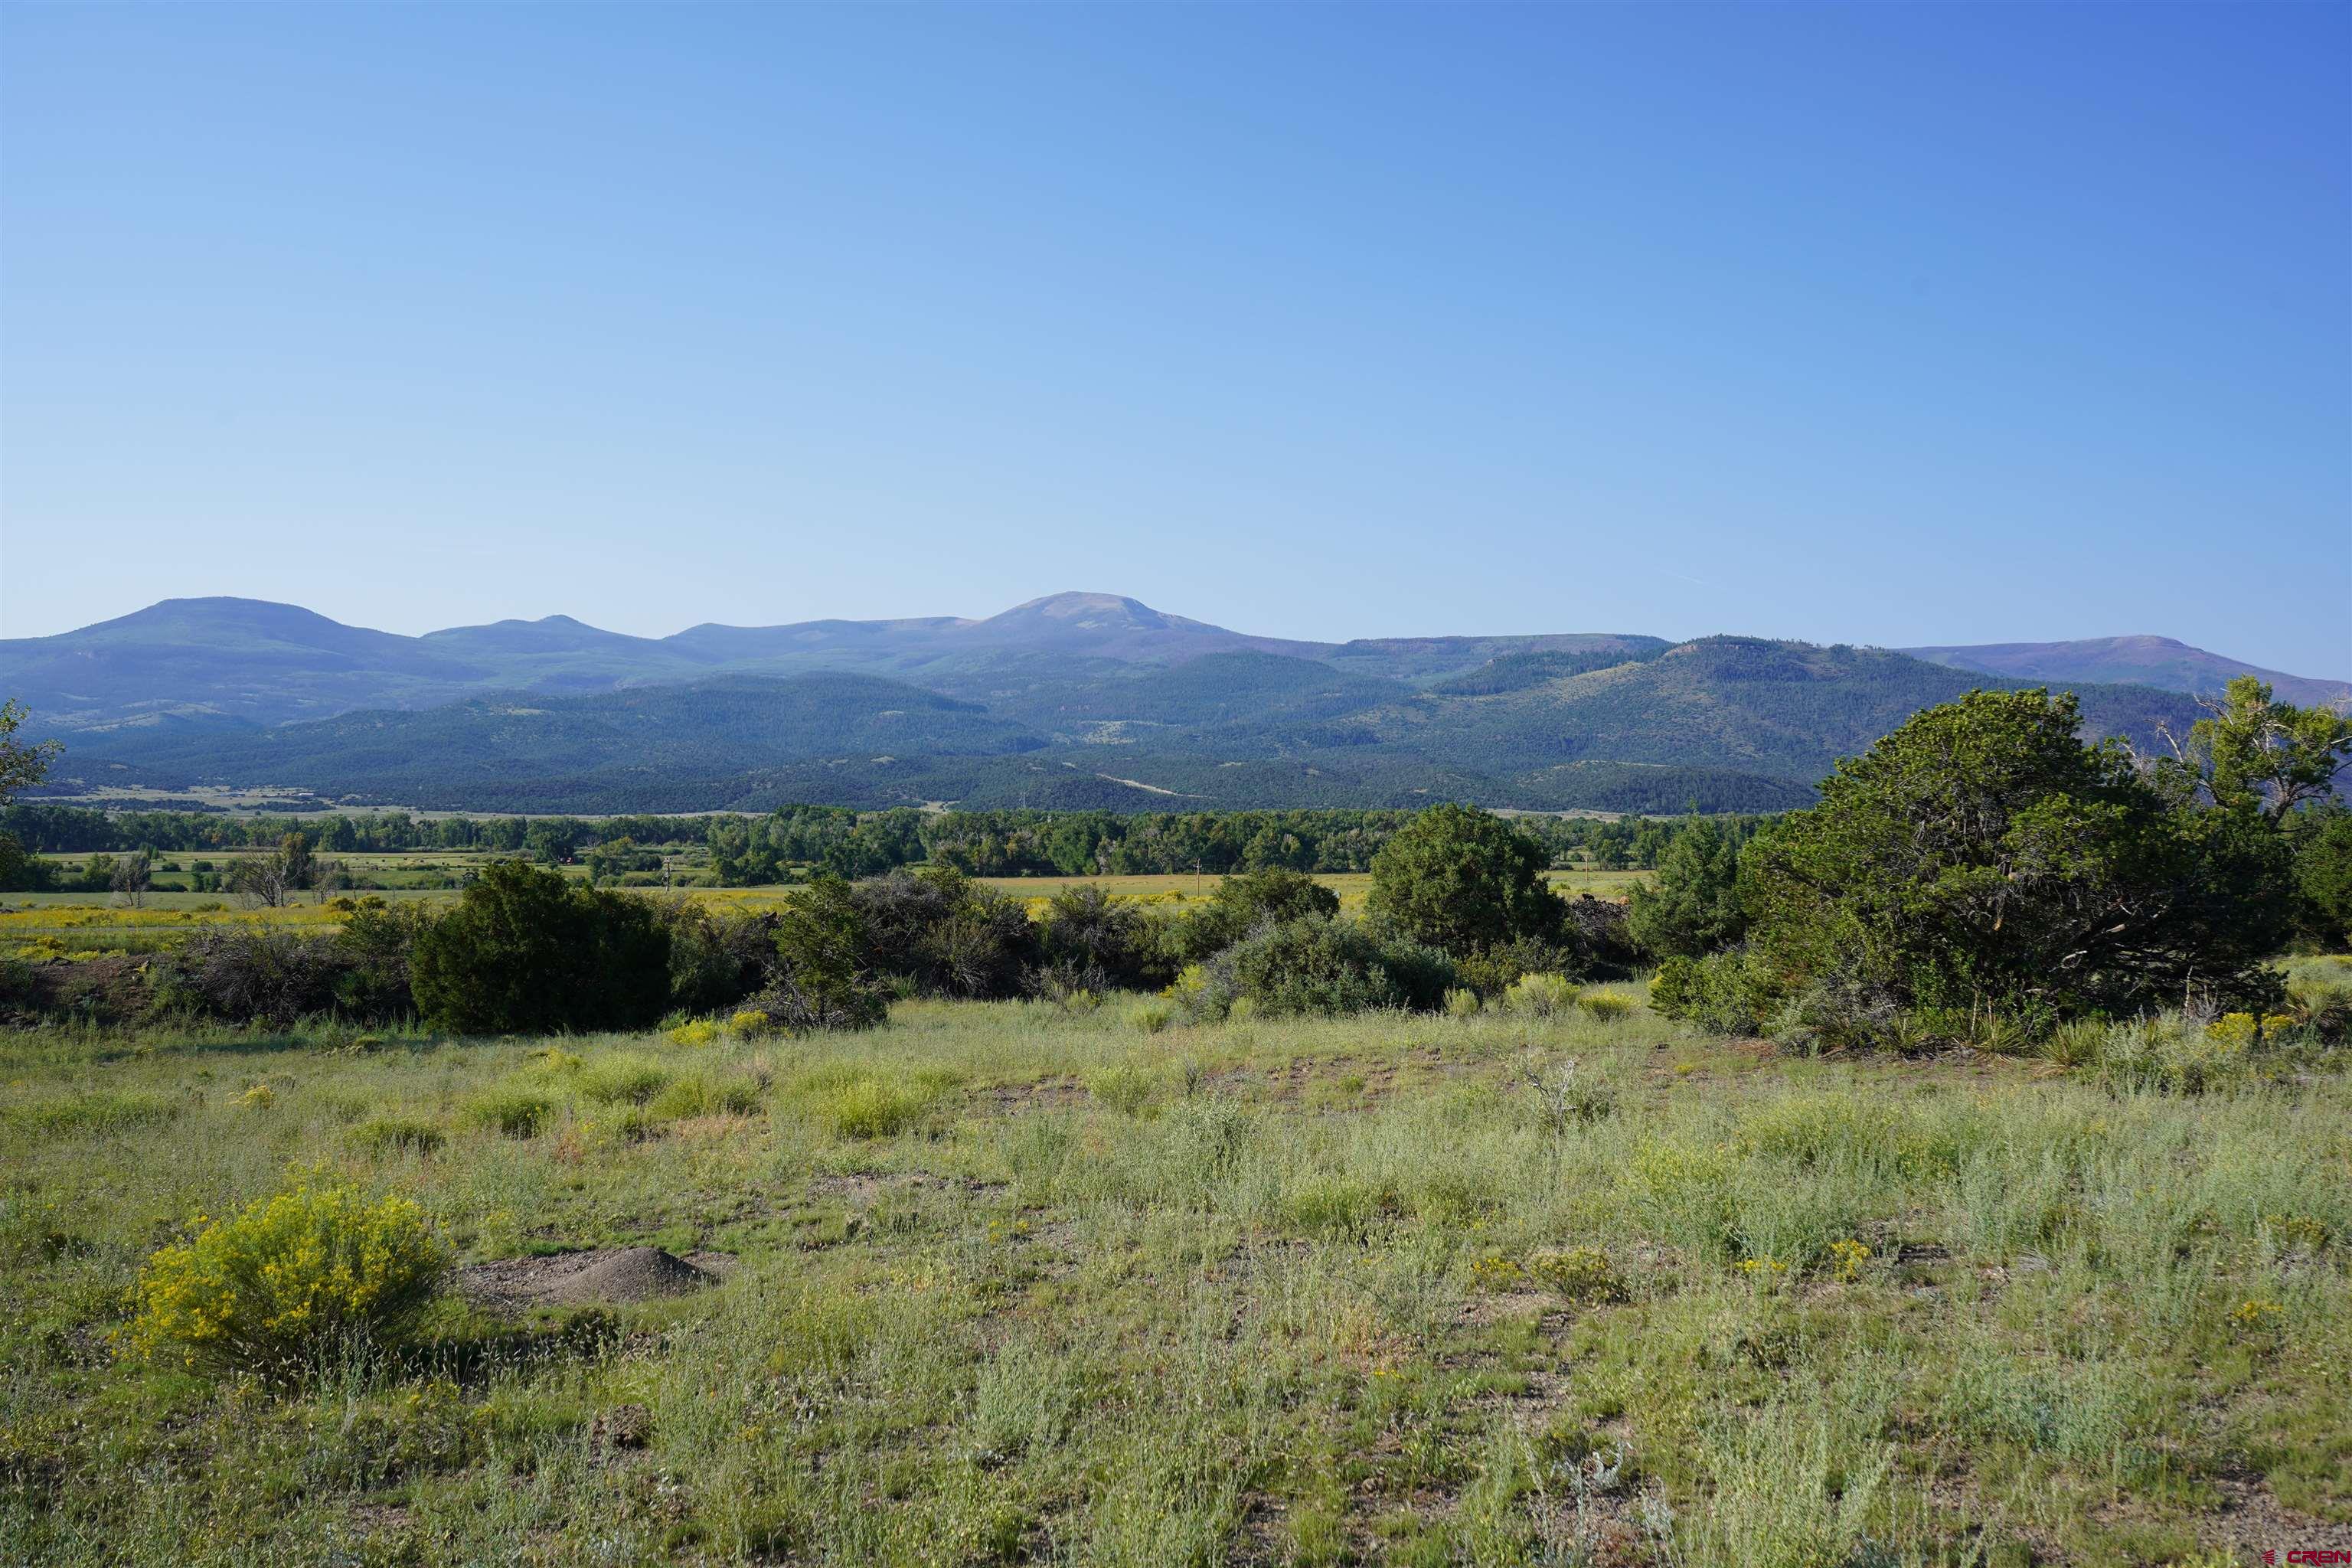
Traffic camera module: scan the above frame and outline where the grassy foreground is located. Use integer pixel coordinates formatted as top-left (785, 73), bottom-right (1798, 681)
top-left (2, 973), bottom-right (2349, 1566)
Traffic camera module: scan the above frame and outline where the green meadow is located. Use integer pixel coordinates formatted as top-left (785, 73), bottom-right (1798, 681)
top-left (4, 966), bottom-right (2347, 1566)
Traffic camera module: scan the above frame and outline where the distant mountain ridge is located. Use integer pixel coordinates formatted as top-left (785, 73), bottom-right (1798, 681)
top-left (1903, 635), bottom-right (2349, 712)
top-left (6, 592), bottom-right (2336, 815)
top-left (0, 592), bottom-right (1673, 734)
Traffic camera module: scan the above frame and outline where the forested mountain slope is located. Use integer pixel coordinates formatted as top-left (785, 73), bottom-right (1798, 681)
top-left (42, 631), bottom-right (2202, 816)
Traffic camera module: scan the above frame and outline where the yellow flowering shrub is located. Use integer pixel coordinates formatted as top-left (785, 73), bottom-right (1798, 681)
top-left (126, 1182), bottom-right (449, 1375)
top-left (1527, 1246), bottom-right (1627, 1304)
top-left (729, 1010), bottom-right (772, 1037)
top-left (2206, 1012), bottom-right (2299, 1049)
top-left (2207, 1013), bottom-right (2258, 1049)
top-left (2265, 1213), bottom-right (2329, 1251)
top-left (1165, 964), bottom-right (1221, 1019)
top-left (2226, 1298), bottom-right (2285, 1341)
top-left (1467, 1252), bottom-right (1525, 1289)
top-left (666, 1018), bottom-right (720, 1048)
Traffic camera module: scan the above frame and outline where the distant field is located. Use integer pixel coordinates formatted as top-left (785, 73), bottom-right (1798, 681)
top-left (3, 866), bottom-right (1649, 924)
top-left (971, 868), bottom-right (1648, 910)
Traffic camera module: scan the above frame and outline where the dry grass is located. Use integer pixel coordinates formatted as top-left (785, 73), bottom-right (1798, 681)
top-left (4, 978), bottom-right (2342, 1564)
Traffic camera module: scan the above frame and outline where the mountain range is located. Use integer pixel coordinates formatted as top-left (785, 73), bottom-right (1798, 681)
top-left (4, 593), bottom-right (2342, 815)
top-left (1903, 635), bottom-right (2348, 711)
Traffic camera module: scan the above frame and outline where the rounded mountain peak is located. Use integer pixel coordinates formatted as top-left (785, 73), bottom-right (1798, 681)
top-left (991, 592), bottom-right (1171, 630)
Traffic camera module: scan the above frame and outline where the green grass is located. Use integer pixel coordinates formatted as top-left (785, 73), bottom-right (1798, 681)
top-left (0, 987), bottom-right (2344, 1564)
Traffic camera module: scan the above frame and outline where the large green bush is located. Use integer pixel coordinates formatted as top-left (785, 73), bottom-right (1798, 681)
top-left (848, 868), bottom-right (1037, 998)
top-left (761, 874), bottom-right (890, 1032)
top-left (1648, 951), bottom-right (1784, 1036)
top-left (2291, 802), bottom-right (2352, 949)
top-left (1166, 868), bottom-right (1338, 962)
top-left (150, 900), bottom-right (430, 1026)
top-left (1037, 884), bottom-right (1165, 991)
top-left (1192, 915), bottom-right (1456, 1020)
top-left (658, 903), bottom-right (781, 1014)
top-left (159, 929), bottom-right (348, 1027)
top-left (332, 900), bottom-right (435, 1019)
top-left (1742, 689), bottom-right (2292, 1021)
top-left (1365, 804), bottom-right (1563, 958)
top-left (409, 860), bottom-right (672, 1034)
top-left (1626, 815), bottom-right (1746, 958)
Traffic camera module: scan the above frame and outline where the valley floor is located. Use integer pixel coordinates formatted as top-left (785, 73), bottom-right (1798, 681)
top-left (2, 975), bottom-right (2349, 1566)
top-left (7, 867), bottom-right (1646, 909)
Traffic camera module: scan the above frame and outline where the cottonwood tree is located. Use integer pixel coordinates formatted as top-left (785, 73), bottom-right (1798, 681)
top-left (225, 831), bottom-right (322, 908)
top-left (279, 831), bottom-right (316, 892)
top-left (228, 854), bottom-right (291, 909)
top-left (111, 850), bottom-right (153, 908)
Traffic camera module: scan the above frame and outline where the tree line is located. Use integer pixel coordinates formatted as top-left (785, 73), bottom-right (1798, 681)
top-left (85, 663), bottom-right (2350, 1044)
top-left (0, 805), bottom-right (715, 858)
top-left (3, 681), bottom-right (2345, 1049)
top-left (46, 810), bottom-right (1640, 1035)
top-left (2, 796), bottom-right (1775, 892)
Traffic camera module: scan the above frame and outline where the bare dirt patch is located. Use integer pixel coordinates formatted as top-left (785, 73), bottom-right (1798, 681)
top-left (810, 1170), bottom-right (1004, 1202)
top-left (347, 1502), bottom-right (414, 1535)
top-left (988, 1077), bottom-right (1088, 1111)
top-left (588, 1403), bottom-right (655, 1464)
top-left (1459, 1289), bottom-right (1552, 1329)
top-left (1211, 1046), bottom-right (1459, 1104)
top-left (9, 956), bottom-right (153, 1027)
top-left (2204, 1472), bottom-right (2352, 1557)
top-left (456, 1246), bottom-right (732, 1312)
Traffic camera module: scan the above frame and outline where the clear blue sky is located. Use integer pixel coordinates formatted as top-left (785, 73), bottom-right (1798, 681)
top-left (4, 3), bottom-right (2347, 675)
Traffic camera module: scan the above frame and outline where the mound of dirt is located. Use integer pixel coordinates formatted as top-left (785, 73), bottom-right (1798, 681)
top-left (8, 955), bottom-right (154, 1027)
top-left (456, 1246), bottom-right (730, 1312)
